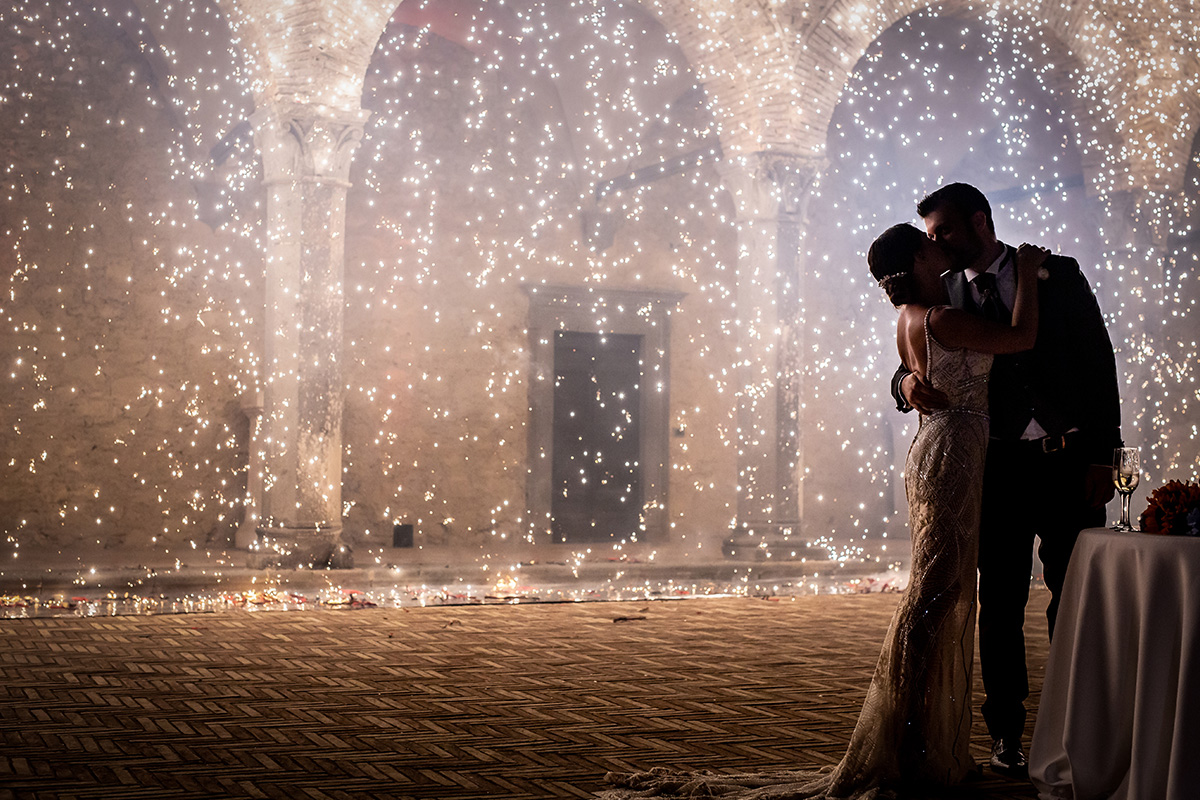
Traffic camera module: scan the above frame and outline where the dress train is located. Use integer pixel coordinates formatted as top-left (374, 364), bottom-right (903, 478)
top-left (601, 314), bottom-right (991, 799)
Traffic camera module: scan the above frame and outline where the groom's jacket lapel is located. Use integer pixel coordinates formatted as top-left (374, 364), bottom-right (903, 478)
top-left (945, 271), bottom-right (972, 310)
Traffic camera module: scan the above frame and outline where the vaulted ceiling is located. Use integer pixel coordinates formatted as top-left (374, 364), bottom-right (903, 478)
top-left (125, 0), bottom-right (1200, 199)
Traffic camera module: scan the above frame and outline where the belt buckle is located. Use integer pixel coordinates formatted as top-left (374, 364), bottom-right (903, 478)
top-left (1041, 434), bottom-right (1066, 453)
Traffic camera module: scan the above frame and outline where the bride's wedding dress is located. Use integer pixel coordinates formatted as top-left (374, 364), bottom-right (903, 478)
top-left (601, 313), bottom-right (991, 799)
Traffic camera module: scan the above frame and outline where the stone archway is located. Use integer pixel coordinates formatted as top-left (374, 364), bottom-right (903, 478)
top-left (142, 0), bottom-right (1200, 560)
top-left (628, 0), bottom-right (1174, 544)
top-left (641, 0), bottom-right (1144, 186)
top-left (328, 0), bottom-right (737, 557)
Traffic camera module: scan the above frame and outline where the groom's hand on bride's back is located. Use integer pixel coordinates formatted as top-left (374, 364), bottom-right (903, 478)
top-left (901, 372), bottom-right (950, 414)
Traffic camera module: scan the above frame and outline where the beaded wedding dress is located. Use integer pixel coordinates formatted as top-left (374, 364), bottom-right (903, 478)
top-left (601, 312), bottom-right (991, 799)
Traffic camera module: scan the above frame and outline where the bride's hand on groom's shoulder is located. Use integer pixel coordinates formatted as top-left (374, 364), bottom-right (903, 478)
top-left (1017, 243), bottom-right (1050, 275)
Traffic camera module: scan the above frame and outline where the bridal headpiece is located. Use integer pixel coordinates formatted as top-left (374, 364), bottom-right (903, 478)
top-left (867, 223), bottom-right (926, 304)
top-left (877, 272), bottom-right (911, 293)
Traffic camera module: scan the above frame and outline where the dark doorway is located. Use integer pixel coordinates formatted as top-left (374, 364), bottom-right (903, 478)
top-left (551, 331), bottom-right (643, 543)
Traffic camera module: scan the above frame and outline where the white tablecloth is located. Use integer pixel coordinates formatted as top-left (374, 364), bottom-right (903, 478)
top-left (1030, 528), bottom-right (1200, 800)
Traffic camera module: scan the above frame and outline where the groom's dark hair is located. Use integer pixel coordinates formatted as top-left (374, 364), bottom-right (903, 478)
top-left (917, 182), bottom-right (995, 234)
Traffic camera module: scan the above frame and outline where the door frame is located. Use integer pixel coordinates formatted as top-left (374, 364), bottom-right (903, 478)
top-left (522, 284), bottom-right (683, 546)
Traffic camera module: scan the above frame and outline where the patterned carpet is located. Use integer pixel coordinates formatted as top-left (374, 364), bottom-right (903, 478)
top-left (0, 591), bottom-right (1049, 799)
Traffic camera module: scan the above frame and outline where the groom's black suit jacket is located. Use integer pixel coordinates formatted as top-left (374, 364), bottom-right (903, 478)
top-left (900, 245), bottom-right (1122, 465)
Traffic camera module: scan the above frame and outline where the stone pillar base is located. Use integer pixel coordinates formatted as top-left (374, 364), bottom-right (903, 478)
top-left (721, 521), bottom-right (827, 561)
top-left (251, 525), bottom-right (354, 569)
top-left (234, 517), bottom-right (260, 550)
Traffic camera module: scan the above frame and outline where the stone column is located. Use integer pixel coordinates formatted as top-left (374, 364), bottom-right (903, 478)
top-left (251, 103), bottom-right (366, 567)
top-left (717, 152), bottom-right (822, 551)
top-left (235, 391), bottom-right (265, 549)
top-left (1103, 189), bottom-right (1170, 297)
top-left (1101, 188), bottom-right (1175, 486)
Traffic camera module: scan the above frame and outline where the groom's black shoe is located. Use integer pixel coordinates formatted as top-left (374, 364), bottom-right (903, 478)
top-left (989, 738), bottom-right (1028, 778)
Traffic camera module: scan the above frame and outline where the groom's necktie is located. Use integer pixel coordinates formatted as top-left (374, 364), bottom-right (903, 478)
top-left (974, 272), bottom-right (1010, 323)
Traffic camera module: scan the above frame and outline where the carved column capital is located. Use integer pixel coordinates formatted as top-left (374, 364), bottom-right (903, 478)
top-left (717, 151), bottom-right (825, 222)
top-left (251, 104), bottom-right (369, 187)
top-left (1104, 188), bottom-right (1176, 251)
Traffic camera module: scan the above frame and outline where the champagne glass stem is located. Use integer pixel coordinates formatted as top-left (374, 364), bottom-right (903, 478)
top-left (1119, 492), bottom-right (1132, 530)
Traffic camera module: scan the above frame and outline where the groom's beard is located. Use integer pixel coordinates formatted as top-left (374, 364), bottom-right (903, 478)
top-left (952, 233), bottom-right (990, 271)
top-left (947, 248), bottom-right (977, 272)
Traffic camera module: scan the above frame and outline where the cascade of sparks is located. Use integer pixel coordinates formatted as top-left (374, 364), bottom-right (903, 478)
top-left (1, 0), bottom-right (1197, 586)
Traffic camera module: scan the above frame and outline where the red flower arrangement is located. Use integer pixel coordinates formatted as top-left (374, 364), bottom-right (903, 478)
top-left (1140, 480), bottom-right (1200, 536)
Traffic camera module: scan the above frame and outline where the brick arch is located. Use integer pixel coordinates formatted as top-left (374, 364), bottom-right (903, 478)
top-left (641, 0), bottom-right (1142, 196)
top-left (1108, 50), bottom-right (1200, 201)
top-left (1160, 90), bottom-right (1200, 198)
top-left (636, 0), bottom-right (870, 156)
top-left (216, 0), bottom-right (401, 111)
top-left (203, 0), bottom-right (1196, 204)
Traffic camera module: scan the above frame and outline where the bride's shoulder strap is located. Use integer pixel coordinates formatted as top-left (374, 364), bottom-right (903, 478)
top-left (924, 305), bottom-right (960, 352)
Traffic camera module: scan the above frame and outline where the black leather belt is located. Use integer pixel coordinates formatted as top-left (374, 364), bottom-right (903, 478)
top-left (1001, 431), bottom-right (1081, 453)
top-left (1022, 434), bottom-right (1080, 453)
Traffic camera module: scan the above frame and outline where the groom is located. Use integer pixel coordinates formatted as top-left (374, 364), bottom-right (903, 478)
top-left (891, 182), bottom-right (1122, 777)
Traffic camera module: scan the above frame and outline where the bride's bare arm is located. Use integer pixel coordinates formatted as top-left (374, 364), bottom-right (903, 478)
top-left (930, 243), bottom-right (1046, 354)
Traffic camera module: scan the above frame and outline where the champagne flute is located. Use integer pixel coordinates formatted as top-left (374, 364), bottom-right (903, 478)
top-left (1112, 447), bottom-right (1140, 531)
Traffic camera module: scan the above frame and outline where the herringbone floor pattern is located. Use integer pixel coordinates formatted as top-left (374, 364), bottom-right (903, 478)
top-left (1, 591), bottom-right (1049, 799)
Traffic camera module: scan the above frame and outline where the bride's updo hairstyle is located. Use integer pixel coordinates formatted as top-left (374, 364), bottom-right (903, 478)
top-left (867, 223), bottom-right (925, 307)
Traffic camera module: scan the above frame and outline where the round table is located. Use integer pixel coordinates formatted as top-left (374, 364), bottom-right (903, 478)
top-left (1030, 528), bottom-right (1200, 800)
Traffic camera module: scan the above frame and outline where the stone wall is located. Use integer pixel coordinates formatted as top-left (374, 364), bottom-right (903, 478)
top-left (0, 6), bottom-right (261, 563)
top-left (339, 19), bottom-right (741, 561)
top-left (1, 5), bottom-right (744, 567)
top-left (5, 0), bottom-right (1196, 573)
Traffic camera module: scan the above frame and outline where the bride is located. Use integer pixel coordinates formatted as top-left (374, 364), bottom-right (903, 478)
top-left (601, 224), bottom-right (1046, 799)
